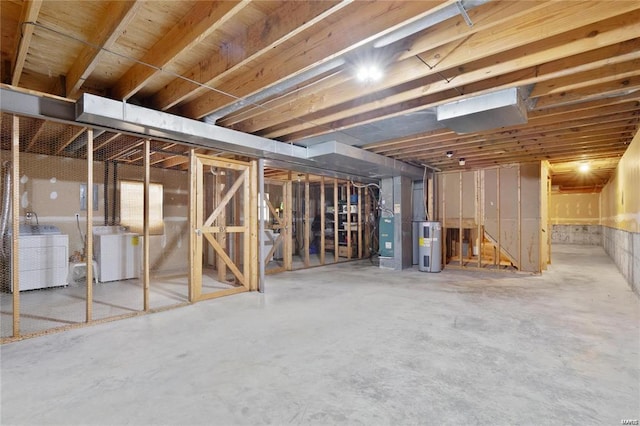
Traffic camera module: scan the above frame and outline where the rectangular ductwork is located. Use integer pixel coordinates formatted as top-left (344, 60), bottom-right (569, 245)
top-left (436, 87), bottom-right (527, 134)
top-left (0, 87), bottom-right (424, 181)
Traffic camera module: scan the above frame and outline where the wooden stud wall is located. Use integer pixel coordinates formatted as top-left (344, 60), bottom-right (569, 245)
top-left (438, 164), bottom-right (544, 273)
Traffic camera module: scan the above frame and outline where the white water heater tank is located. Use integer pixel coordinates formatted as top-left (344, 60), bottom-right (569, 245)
top-left (418, 221), bottom-right (442, 273)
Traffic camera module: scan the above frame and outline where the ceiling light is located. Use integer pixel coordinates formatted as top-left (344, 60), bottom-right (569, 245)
top-left (356, 64), bottom-right (383, 83)
top-left (459, 158), bottom-right (466, 166)
top-left (579, 163), bottom-right (590, 173)
top-left (446, 151), bottom-right (454, 158)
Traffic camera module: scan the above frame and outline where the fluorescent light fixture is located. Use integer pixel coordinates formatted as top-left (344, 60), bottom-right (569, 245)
top-left (579, 163), bottom-right (590, 173)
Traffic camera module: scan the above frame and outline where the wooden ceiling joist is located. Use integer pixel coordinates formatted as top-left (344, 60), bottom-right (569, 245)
top-left (10, 0), bottom-right (42, 86)
top-left (65, 1), bottom-right (142, 99)
top-left (111, 0), bottom-right (252, 101)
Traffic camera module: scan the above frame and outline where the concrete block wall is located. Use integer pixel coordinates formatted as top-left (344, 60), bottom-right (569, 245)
top-left (551, 224), bottom-right (602, 245)
top-left (602, 226), bottom-right (639, 295)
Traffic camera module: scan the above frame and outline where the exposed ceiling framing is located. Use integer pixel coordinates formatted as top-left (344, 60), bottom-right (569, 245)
top-left (1, 0), bottom-right (639, 191)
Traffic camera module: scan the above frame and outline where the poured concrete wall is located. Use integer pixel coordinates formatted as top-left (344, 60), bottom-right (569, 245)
top-left (600, 130), bottom-right (640, 294)
top-left (551, 224), bottom-right (602, 245)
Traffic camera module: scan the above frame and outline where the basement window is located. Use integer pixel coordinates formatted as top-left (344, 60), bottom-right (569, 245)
top-left (119, 180), bottom-right (164, 235)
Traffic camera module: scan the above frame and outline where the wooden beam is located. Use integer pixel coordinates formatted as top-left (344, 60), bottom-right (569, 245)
top-left (534, 75), bottom-right (640, 109)
top-left (320, 176), bottom-right (325, 265)
top-left (358, 186), bottom-right (362, 259)
top-left (204, 233), bottom-right (245, 286)
top-left (334, 179), bottom-right (338, 263)
top-left (530, 58), bottom-right (640, 98)
top-left (203, 172), bottom-right (245, 227)
top-left (216, 173), bottom-right (226, 282)
top-left (181, 0), bottom-right (451, 119)
top-left (24, 119), bottom-right (46, 151)
top-left (85, 129), bottom-right (94, 322)
top-left (284, 178), bottom-right (293, 271)
top-left (259, 5), bottom-right (640, 140)
top-left (368, 100), bottom-right (639, 155)
top-left (188, 150), bottom-right (200, 302)
top-left (346, 182), bottom-right (352, 260)
top-left (157, 155), bottom-right (189, 169)
top-left (249, 162), bottom-right (258, 291)
top-left (11, 0), bottom-right (43, 86)
top-left (93, 132), bottom-right (123, 151)
top-left (11, 115), bottom-right (20, 336)
top-left (54, 127), bottom-right (87, 155)
top-left (152, 1), bottom-right (347, 111)
top-left (143, 139), bottom-right (150, 311)
top-left (459, 172), bottom-right (463, 267)
top-left (304, 174), bottom-right (310, 267)
top-left (112, 1), bottom-right (251, 100)
top-left (66, 1), bottom-right (142, 98)
top-left (380, 110), bottom-right (639, 159)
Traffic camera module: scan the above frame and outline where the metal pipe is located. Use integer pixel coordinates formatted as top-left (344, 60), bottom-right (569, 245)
top-left (104, 161), bottom-right (109, 226)
top-left (112, 161), bottom-right (118, 225)
top-left (0, 161), bottom-right (12, 258)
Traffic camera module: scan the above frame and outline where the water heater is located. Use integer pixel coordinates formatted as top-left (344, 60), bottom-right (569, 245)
top-left (418, 221), bottom-right (442, 272)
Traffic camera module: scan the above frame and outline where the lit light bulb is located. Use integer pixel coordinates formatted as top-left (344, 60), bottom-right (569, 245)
top-left (459, 158), bottom-right (466, 166)
top-left (356, 64), bottom-right (383, 83)
top-left (579, 163), bottom-right (589, 173)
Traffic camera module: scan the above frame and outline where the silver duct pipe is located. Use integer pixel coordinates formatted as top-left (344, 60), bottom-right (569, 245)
top-left (1, 161), bottom-right (12, 258)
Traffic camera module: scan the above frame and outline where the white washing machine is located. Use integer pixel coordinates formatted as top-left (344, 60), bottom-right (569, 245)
top-left (93, 226), bottom-right (142, 282)
top-left (14, 224), bottom-right (68, 291)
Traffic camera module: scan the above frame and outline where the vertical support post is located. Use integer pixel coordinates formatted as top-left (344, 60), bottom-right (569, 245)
top-left (188, 149), bottom-right (200, 302)
top-left (248, 161), bottom-right (258, 291)
top-left (320, 176), bottom-right (325, 265)
top-left (357, 186), bottom-right (362, 259)
top-left (234, 180), bottom-right (241, 267)
top-left (478, 171), bottom-right (483, 268)
top-left (284, 178), bottom-right (293, 271)
top-left (85, 129), bottom-right (94, 322)
top-left (258, 159), bottom-right (265, 292)
top-left (441, 174), bottom-right (446, 266)
top-left (459, 171), bottom-right (463, 267)
top-left (496, 167), bottom-right (501, 268)
top-left (346, 181), bottom-right (352, 259)
top-left (333, 179), bottom-right (338, 263)
top-left (11, 115), bottom-right (20, 337)
top-left (112, 161), bottom-right (117, 226)
top-left (304, 174), bottom-right (310, 267)
top-left (104, 162), bottom-right (109, 226)
top-left (143, 139), bottom-right (150, 311)
top-left (364, 185), bottom-right (371, 258)
top-left (517, 165), bottom-right (522, 270)
top-left (216, 172), bottom-right (226, 281)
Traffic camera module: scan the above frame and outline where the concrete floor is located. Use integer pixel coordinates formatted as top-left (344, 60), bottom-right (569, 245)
top-left (1, 244), bottom-right (638, 425)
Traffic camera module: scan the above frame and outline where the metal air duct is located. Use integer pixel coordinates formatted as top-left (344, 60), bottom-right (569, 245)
top-left (436, 87), bottom-right (528, 134)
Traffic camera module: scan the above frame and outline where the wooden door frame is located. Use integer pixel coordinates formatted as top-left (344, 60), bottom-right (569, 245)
top-left (189, 152), bottom-right (257, 302)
